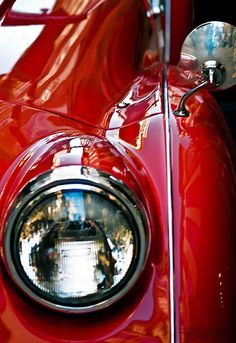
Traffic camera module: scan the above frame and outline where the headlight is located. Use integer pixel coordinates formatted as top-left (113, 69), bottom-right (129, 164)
top-left (4, 166), bottom-right (148, 313)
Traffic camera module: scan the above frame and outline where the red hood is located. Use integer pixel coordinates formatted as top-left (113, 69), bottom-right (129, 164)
top-left (0, 0), bottom-right (163, 129)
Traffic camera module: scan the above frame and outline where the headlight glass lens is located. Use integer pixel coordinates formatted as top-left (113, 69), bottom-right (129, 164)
top-left (6, 167), bottom-right (147, 312)
top-left (18, 189), bottom-right (135, 302)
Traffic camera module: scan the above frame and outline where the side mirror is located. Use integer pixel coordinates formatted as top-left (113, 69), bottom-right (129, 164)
top-left (174, 21), bottom-right (236, 116)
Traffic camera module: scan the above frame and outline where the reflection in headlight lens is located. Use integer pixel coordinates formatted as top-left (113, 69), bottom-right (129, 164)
top-left (7, 172), bottom-right (147, 313)
top-left (5, 167), bottom-right (147, 312)
top-left (18, 190), bottom-right (134, 301)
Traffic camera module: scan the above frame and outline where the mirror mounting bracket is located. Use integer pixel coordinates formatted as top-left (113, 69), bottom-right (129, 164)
top-left (174, 60), bottom-right (226, 117)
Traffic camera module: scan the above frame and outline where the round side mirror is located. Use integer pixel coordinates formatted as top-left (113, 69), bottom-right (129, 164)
top-left (179, 21), bottom-right (236, 90)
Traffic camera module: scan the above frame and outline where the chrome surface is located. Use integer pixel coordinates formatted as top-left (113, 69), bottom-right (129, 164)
top-left (164, 0), bottom-right (170, 63)
top-left (175, 21), bottom-right (236, 116)
top-left (201, 60), bottom-right (226, 87)
top-left (148, 0), bottom-right (165, 16)
top-left (4, 166), bottom-right (148, 313)
top-left (179, 21), bottom-right (236, 90)
top-left (163, 66), bottom-right (176, 343)
top-left (146, 0), bottom-right (170, 63)
top-left (147, 0), bottom-right (167, 62)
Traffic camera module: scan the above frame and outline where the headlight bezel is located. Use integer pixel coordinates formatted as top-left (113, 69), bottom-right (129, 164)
top-left (4, 166), bottom-right (148, 313)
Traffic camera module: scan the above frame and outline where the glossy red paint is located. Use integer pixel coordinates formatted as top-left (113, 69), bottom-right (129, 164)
top-left (168, 67), bottom-right (236, 342)
top-left (0, 0), bottom-right (235, 342)
top-left (0, 0), bottom-right (16, 20)
top-left (0, 1), bottom-right (171, 337)
top-left (170, 0), bottom-right (193, 64)
top-left (0, 107), bottom-right (170, 341)
top-left (0, 0), bottom-right (151, 129)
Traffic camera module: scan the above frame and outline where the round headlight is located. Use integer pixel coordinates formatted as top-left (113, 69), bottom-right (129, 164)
top-left (4, 166), bottom-right (148, 313)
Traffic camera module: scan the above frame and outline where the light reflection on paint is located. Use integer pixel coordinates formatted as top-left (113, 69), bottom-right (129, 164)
top-left (0, 26), bottom-right (44, 74)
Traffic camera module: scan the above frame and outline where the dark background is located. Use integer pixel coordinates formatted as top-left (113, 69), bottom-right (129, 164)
top-left (194, 0), bottom-right (236, 27)
top-left (194, 0), bottom-right (236, 143)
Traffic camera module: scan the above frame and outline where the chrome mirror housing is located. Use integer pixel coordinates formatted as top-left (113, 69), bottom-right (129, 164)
top-left (174, 21), bottom-right (236, 116)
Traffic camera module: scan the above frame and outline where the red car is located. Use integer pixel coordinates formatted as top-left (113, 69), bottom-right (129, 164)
top-left (0, 0), bottom-right (235, 342)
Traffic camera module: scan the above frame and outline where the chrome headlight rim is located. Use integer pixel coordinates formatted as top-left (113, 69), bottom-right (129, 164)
top-left (4, 166), bottom-right (148, 313)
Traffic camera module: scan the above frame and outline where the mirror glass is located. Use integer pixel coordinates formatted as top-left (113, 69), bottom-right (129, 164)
top-left (179, 21), bottom-right (236, 90)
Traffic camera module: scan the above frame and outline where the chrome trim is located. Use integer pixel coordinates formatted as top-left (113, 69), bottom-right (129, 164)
top-left (164, 0), bottom-right (171, 63)
top-left (4, 166), bottom-right (148, 313)
top-left (147, 0), bottom-right (170, 62)
top-left (147, 0), bottom-right (165, 62)
top-left (148, 0), bottom-right (165, 15)
top-left (163, 66), bottom-right (176, 342)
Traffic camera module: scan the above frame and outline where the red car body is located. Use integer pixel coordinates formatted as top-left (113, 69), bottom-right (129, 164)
top-left (0, 0), bottom-right (235, 342)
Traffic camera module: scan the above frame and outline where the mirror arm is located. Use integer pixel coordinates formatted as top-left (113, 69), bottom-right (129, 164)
top-left (173, 79), bottom-right (209, 117)
top-left (173, 60), bottom-right (226, 117)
